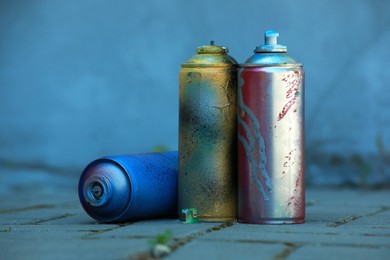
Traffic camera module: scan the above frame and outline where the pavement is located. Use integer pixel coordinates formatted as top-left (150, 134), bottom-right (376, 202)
top-left (1, 167), bottom-right (390, 260)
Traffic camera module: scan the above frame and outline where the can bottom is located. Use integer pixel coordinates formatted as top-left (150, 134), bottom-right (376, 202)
top-left (239, 217), bottom-right (304, 225)
top-left (179, 216), bottom-right (236, 223)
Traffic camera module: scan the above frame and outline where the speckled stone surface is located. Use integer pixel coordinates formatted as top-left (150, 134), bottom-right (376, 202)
top-left (1, 168), bottom-right (389, 259)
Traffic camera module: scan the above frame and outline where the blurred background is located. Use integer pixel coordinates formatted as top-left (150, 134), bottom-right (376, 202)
top-left (1, 0), bottom-right (389, 187)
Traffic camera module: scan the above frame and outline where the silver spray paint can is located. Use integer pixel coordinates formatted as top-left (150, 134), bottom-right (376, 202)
top-left (238, 30), bottom-right (305, 224)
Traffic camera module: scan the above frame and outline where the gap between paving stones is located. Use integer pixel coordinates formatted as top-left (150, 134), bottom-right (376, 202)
top-left (0, 204), bottom-right (56, 214)
top-left (23, 213), bottom-right (76, 225)
top-left (327, 206), bottom-right (390, 228)
top-left (274, 242), bottom-right (302, 260)
top-left (266, 230), bottom-right (390, 238)
top-left (199, 237), bottom-right (390, 250)
top-left (80, 223), bottom-right (134, 238)
top-left (128, 221), bottom-right (235, 259)
top-left (193, 238), bottom-right (302, 260)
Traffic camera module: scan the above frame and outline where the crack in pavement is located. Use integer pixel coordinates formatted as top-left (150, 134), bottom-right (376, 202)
top-left (0, 204), bottom-right (56, 214)
top-left (23, 213), bottom-right (76, 225)
top-left (169, 222), bottom-right (235, 252)
top-left (327, 206), bottom-right (390, 227)
top-left (274, 242), bottom-right (302, 260)
top-left (128, 221), bottom-right (235, 259)
top-left (80, 223), bottom-right (133, 239)
top-left (221, 236), bottom-right (381, 256)
top-left (201, 237), bottom-right (390, 250)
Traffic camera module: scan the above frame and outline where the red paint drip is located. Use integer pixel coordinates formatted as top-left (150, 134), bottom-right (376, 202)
top-left (278, 71), bottom-right (301, 121)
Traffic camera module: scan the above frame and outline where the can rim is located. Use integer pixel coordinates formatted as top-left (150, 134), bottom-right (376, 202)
top-left (196, 45), bottom-right (228, 54)
top-left (239, 63), bottom-right (303, 68)
top-left (181, 64), bottom-right (238, 68)
top-left (78, 158), bottom-right (133, 223)
top-left (98, 158), bottom-right (135, 223)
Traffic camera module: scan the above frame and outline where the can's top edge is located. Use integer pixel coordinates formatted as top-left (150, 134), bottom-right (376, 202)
top-left (181, 64), bottom-right (238, 68)
top-left (240, 63), bottom-right (303, 68)
top-left (196, 44), bottom-right (228, 54)
top-left (182, 42), bottom-right (238, 67)
top-left (255, 45), bottom-right (287, 53)
top-left (242, 52), bottom-right (301, 66)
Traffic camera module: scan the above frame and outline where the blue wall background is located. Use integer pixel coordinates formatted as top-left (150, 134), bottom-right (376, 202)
top-left (1, 0), bottom-right (389, 186)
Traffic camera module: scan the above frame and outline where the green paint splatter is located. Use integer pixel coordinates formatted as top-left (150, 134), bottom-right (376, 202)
top-left (182, 208), bottom-right (199, 224)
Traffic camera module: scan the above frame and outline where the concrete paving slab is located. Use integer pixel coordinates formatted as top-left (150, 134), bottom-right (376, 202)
top-left (41, 212), bottom-right (98, 225)
top-left (340, 209), bottom-right (390, 227)
top-left (167, 240), bottom-right (286, 260)
top-left (1, 237), bottom-right (148, 260)
top-left (93, 219), bottom-right (221, 240)
top-left (0, 205), bottom-right (79, 225)
top-left (198, 223), bottom-right (390, 248)
top-left (290, 245), bottom-right (390, 260)
top-left (1, 168), bottom-right (390, 259)
top-left (0, 223), bottom-right (122, 236)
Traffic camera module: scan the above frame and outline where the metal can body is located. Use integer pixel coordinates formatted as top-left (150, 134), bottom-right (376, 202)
top-left (238, 31), bottom-right (305, 224)
top-left (179, 43), bottom-right (238, 222)
top-left (78, 151), bottom-right (178, 223)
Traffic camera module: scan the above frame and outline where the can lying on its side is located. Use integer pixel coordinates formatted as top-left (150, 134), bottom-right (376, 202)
top-left (238, 30), bottom-right (305, 224)
top-left (78, 151), bottom-right (178, 223)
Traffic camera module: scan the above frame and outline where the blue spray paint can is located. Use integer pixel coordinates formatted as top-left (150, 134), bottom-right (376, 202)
top-left (78, 151), bottom-right (178, 223)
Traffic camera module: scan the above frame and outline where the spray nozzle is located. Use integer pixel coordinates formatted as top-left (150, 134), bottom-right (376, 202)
top-left (84, 175), bottom-right (111, 207)
top-left (264, 30), bottom-right (279, 45)
top-left (255, 30), bottom-right (287, 53)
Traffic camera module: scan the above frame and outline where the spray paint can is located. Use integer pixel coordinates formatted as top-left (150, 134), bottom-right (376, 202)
top-left (179, 42), bottom-right (238, 222)
top-left (78, 151), bottom-right (178, 223)
top-left (238, 30), bottom-right (305, 224)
